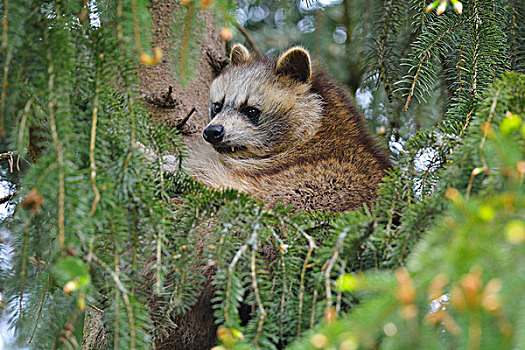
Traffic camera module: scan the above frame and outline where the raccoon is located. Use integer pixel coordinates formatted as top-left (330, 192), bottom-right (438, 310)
top-left (190, 44), bottom-right (391, 212)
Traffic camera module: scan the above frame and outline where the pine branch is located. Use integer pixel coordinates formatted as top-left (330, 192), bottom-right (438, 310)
top-left (402, 17), bottom-right (464, 111)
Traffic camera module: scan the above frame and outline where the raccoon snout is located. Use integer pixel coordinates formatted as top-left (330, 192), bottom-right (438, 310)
top-left (203, 125), bottom-right (225, 145)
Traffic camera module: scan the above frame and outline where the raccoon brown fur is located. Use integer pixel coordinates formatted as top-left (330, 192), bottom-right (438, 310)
top-left (190, 44), bottom-right (391, 212)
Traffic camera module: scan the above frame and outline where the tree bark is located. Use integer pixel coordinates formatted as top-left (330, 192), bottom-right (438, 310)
top-left (140, 0), bottom-right (225, 147)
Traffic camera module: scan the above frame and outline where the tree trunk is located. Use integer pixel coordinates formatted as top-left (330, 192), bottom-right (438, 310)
top-left (140, 1), bottom-right (225, 148)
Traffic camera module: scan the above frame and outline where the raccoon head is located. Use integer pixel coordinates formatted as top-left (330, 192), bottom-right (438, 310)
top-left (203, 44), bottom-right (323, 159)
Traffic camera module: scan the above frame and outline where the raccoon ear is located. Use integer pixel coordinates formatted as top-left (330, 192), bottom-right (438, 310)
top-left (275, 47), bottom-right (312, 83)
top-left (229, 44), bottom-right (251, 65)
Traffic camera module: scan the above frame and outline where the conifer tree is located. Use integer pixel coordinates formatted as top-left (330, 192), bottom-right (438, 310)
top-left (0, 0), bottom-right (523, 349)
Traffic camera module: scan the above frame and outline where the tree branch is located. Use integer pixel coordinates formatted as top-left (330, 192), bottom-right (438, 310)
top-left (233, 22), bottom-right (262, 57)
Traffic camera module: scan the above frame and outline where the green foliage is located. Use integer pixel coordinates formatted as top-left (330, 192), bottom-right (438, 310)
top-left (171, 2), bottom-right (206, 86)
top-left (54, 257), bottom-right (90, 290)
top-left (172, 0), bottom-right (236, 86)
top-left (288, 72), bottom-right (525, 350)
top-left (0, 0), bottom-right (524, 350)
top-left (119, 0), bottom-right (153, 54)
top-left (0, 1), bottom-right (184, 348)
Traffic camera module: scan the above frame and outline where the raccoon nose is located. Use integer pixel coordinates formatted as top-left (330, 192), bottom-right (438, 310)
top-left (203, 125), bottom-right (225, 145)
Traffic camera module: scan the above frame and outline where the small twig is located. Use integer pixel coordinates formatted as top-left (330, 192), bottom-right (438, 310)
top-left (89, 253), bottom-right (136, 350)
top-left (45, 31), bottom-right (66, 252)
top-left (131, 0), bottom-right (141, 54)
top-left (163, 86), bottom-right (175, 105)
top-left (335, 261), bottom-right (346, 313)
top-left (52, 308), bottom-right (79, 350)
top-left (143, 85), bottom-right (178, 108)
top-left (324, 231), bottom-right (347, 309)
top-left (7, 153), bottom-right (13, 172)
top-left (206, 51), bottom-right (228, 77)
top-left (2, 152), bottom-right (20, 172)
top-left (404, 21), bottom-right (462, 111)
top-left (302, 0), bottom-right (316, 7)
top-left (467, 87), bottom-right (502, 200)
top-left (458, 109), bottom-right (474, 138)
top-left (89, 61), bottom-right (101, 217)
top-left (384, 202), bottom-right (395, 240)
top-left (131, 207), bottom-right (138, 293)
top-left (479, 88), bottom-right (501, 168)
top-left (1, 45), bottom-right (13, 137)
top-left (176, 107), bottom-right (196, 130)
top-left (270, 228), bottom-right (288, 343)
top-left (309, 271), bottom-right (324, 329)
top-left (0, 151), bottom-right (15, 161)
top-left (304, 221), bottom-right (330, 232)
top-left (110, 218), bottom-right (121, 349)
top-left (465, 170), bottom-right (476, 201)
top-left (19, 222), bottom-right (30, 328)
top-left (1, 0), bottom-right (9, 50)
top-left (298, 244), bottom-right (315, 336)
top-left (283, 219), bottom-right (317, 340)
top-left (251, 249), bottom-right (266, 349)
top-left (120, 95), bottom-right (136, 179)
top-left (149, 135), bottom-right (166, 196)
top-left (279, 248), bottom-right (287, 343)
top-left (233, 22), bottom-right (262, 57)
top-left (18, 98), bottom-right (34, 151)
top-left (153, 209), bottom-right (162, 294)
top-left (377, 0), bottom-right (395, 103)
top-left (29, 276), bottom-right (50, 343)
top-left (0, 190), bottom-right (16, 204)
top-left (421, 152), bottom-right (439, 198)
top-left (225, 243), bottom-right (249, 324)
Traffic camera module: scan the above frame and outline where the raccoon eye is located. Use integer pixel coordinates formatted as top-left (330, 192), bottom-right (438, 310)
top-left (210, 101), bottom-right (223, 119)
top-left (241, 106), bottom-right (261, 124)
